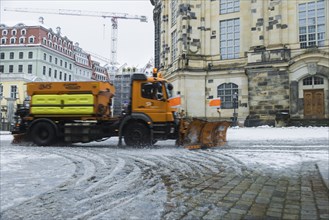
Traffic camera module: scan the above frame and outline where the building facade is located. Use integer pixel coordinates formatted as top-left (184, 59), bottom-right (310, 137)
top-left (73, 42), bottom-right (93, 81)
top-left (152, 0), bottom-right (329, 126)
top-left (0, 21), bottom-right (103, 129)
top-left (91, 61), bottom-right (109, 82)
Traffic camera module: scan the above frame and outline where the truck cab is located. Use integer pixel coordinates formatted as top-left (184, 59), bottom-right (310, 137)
top-left (119, 73), bottom-right (179, 146)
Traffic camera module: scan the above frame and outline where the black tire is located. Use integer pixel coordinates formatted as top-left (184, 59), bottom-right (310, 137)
top-left (30, 121), bottom-right (56, 146)
top-left (123, 122), bottom-right (151, 147)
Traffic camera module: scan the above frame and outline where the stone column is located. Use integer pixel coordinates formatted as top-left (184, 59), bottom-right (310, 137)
top-left (290, 81), bottom-right (298, 115)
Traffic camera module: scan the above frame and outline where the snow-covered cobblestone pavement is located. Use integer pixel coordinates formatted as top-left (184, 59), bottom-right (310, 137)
top-left (0, 126), bottom-right (328, 219)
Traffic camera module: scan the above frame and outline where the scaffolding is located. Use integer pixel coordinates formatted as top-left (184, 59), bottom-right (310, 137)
top-left (112, 73), bottom-right (132, 116)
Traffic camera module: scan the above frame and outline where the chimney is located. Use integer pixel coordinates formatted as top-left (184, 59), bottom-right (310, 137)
top-left (56, 27), bottom-right (61, 35)
top-left (39, 17), bottom-right (44, 24)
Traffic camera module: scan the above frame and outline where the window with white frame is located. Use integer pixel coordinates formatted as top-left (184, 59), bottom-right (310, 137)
top-left (303, 76), bottom-right (324, 85)
top-left (21, 29), bottom-right (26, 35)
top-left (10, 85), bottom-right (18, 99)
top-left (298, 0), bottom-right (326, 48)
top-left (0, 84), bottom-right (3, 97)
top-left (171, 0), bottom-right (178, 26)
top-left (171, 30), bottom-right (178, 62)
top-left (2, 30), bottom-right (8, 35)
top-left (18, 65), bottom-right (23, 73)
top-left (19, 37), bottom-right (25, 44)
top-left (28, 65), bottom-right (32, 73)
top-left (217, 83), bottom-right (239, 109)
top-left (1, 37), bottom-right (6, 44)
top-left (11, 29), bottom-right (17, 35)
top-left (29, 36), bottom-right (35, 43)
top-left (10, 37), bottom-right (16, 44)
top-left (220, 0), bottom-right (240, 14)
top-left (220, 18), bottom-right (240, 59)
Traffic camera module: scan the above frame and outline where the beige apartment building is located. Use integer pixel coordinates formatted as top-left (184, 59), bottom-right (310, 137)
top-left (151, 0), bottom-right (329, 126)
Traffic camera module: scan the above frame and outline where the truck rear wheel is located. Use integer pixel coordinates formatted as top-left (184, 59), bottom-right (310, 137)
top-left (30, 121), bottom-right (56, 146)
top-left (124, 122), bottom-right (151, 147)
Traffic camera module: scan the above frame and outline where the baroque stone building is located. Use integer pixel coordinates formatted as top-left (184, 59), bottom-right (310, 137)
top-left (0, 20), bottom-right (106, 129)
top-left (151, 0), bottom-right (329, 126)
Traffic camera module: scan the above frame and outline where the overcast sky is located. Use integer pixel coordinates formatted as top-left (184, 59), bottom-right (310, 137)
top-left (0, 0), bottom-right (155, 68)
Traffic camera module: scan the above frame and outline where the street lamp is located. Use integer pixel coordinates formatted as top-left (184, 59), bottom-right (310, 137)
top-left (232, 92), bottom-right (238, 126)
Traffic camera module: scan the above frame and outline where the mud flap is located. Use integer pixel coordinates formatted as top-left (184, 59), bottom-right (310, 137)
top-left (179, 119), bottom-right (231, 150)
top-left (12, 133), bottom-right (28, 144)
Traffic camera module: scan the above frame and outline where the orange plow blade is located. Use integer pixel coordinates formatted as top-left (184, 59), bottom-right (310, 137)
top-left (12, 133), bottom-right (29, 144)
top-left (178, 119), bottom-right (231, 150)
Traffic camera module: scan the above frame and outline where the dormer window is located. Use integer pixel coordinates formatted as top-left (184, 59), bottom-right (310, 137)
top-left (48, 33), bottom-right (52, 39)
top-left (19, 37), bottom-right (25, 44)
top-left (11, 29), bottom-right (17, 35)
top-left (10, 37), bottom-right (16, 44)
top-left (21, 29), bottom-right (26, 35)
top-left (1, 37), bottom-right (7, 44)
top-left (53, 36), bottom-right (57, 41)
top-left (29, 36), bottom-right (35, 43)
top-left (2, 30), bottom-right (8, 35)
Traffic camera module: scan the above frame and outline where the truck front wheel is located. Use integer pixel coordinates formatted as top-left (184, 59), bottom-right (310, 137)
top-left (123, 122), bottom-right (151, 147)
top-left (30, 121), bottom-right (56, 146)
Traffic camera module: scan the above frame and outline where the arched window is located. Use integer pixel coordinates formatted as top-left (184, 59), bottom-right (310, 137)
top-left (28, 36), bottom-right (35, 43)
top-left (19, 37), bottom-right (25, 44)
top-left (217, 83), bottom-right (238, 109)
top-left (21, 29), bottom-right (26, 35)
top-left (303, 76), bottom-right (324, 85)
top-left (1, 37), bottom-right (7, 44)
top-left (11, 29), bottom-right (17, 35)
top-left (10, 37), bottom-right (16, 44)
top-left (2, 30), bottom-right (8, 35)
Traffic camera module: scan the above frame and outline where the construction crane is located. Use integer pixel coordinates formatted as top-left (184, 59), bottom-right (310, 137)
top-left (85, 50), bottom-right (112, 65)
top-left (4, 7), bottom-right (148, 66)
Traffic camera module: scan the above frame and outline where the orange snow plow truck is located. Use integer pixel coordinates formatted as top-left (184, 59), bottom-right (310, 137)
top-left (11, 71), bottom-right (230, 149)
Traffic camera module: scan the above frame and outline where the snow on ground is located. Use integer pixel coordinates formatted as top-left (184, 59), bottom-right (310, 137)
top-left (0, 147), bottom-right (75, 211)
top-left (0, 126), bottom-right (328, 211)
top-left (227, 125), bottom-right (328, 141)
top-left (223, 126), bottom-right (329, 182)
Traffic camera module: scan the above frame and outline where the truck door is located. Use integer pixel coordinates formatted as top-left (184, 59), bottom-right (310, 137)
top-left (134, 82), bottom-right (168, 122)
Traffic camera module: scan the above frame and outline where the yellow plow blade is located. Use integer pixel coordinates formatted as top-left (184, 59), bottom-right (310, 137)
top-left (178, 119), bottom-right (231, 150)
